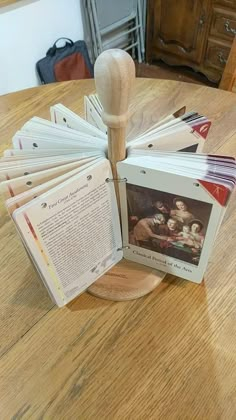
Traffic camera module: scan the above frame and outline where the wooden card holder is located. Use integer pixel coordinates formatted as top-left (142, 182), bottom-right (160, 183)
top-left (88, 49), bottom-right (166, 301)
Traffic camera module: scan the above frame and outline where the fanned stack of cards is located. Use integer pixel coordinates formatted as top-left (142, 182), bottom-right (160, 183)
top-left (1, 97), bottom-right (235, 306)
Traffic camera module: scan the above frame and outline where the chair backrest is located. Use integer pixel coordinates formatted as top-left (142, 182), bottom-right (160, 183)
top-left (94, 0), bottom-right (138, 34)
top-left (219, 36), bottom-right (236, 92)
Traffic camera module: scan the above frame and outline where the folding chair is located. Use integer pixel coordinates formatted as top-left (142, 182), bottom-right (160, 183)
top-left (86, 0), bottom-right (144, 62)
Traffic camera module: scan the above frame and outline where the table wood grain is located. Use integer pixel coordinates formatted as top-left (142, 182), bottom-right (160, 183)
top-left (0, 79), bottom-right (236, 419)
top-left (0, 0), bottom-right (19, 8)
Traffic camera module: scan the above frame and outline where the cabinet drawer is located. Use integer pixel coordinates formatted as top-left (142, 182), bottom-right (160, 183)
top-left (211, 7), bottom-right (236, 41)
top-left (205, 40), bottom-right (230, 70)
top-left (213, 0), bottom-right (236, 8)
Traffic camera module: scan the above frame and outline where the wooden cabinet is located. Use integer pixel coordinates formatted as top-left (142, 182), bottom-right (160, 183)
top-left (147, 0), bottom-right (209, 64)
top-left (146, 0), bottom-right (236, 83)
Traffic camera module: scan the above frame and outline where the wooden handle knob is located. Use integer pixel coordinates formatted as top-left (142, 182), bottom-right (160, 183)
top-left (94, 49), bottom-right (135, 209)
top-left (94, 49), bottom-right (135, 129)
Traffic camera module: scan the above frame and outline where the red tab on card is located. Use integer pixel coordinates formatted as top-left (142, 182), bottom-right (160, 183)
top-left (199, 180), bottom-right (229, 206)
top-left (23, 212), bottom-right (38, 240)
top-left (208, 154), bottom-right (235, 162)
top-left (192, 121), bottom-right (211, 139)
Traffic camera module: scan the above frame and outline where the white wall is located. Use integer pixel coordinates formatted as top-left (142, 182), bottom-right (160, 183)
top-left (0, 0), bottom-right (84, 95)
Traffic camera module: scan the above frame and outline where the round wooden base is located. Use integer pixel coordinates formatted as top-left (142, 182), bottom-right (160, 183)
top-left (88, 259), bottom-right (166, 301)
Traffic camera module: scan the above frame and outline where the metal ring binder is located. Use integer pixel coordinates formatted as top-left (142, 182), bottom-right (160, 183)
top-left (105, 177), bottom-right (127, 183)
top-left (117, 246), bottom-right (130, 251)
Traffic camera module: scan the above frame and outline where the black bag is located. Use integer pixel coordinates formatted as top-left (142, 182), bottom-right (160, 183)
top-left (36, 38), bottom-right (94, 84)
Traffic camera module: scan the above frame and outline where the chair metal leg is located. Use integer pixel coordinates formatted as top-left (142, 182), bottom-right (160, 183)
top-left (137, 0), bottom-right (145, 61)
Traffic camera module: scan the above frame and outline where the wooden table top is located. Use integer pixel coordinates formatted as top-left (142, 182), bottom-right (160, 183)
top-left (0, 78), bottom-right (236, 419)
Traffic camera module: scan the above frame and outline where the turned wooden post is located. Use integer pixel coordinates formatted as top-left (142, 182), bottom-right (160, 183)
top-left (94, 49), bottom-right (135, 206)
top-left (88, 49), bottom-right (166, 301)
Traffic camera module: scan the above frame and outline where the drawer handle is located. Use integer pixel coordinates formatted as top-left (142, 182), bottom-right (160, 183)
top-left (199, 14), bottom-right (205, 26)
top-left (224, 21), bottom-right (236, 35)
top-left (218, 52), bottom-right (227, 64)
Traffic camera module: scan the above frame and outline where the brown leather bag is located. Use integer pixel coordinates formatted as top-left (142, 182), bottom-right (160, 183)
top-left (36, 38), bottom-right (93, 84)
top-left (54, 52), bottom-right (92, 81)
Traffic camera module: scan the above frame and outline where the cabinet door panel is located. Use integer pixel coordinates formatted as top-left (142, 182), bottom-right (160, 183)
top-left (150, 0), bottom-right (209, 64)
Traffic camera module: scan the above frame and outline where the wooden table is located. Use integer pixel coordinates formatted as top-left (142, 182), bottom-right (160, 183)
top-left (0, 79), bottom-right (236, 419)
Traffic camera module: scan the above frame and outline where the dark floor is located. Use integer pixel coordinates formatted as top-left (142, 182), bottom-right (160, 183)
top-left (135, 60), bottom-right (218, 87)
